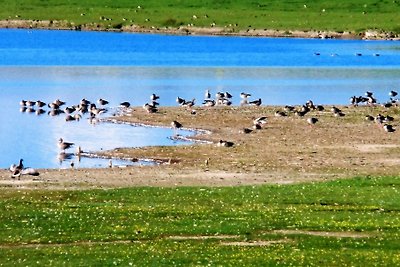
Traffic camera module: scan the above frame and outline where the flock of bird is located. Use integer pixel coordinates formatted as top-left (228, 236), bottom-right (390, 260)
top-left (10, 88), bottom-right (399, 178)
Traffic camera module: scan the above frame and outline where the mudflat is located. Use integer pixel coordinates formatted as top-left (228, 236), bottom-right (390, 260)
top-left (2, 104), bottom-right (400, 189)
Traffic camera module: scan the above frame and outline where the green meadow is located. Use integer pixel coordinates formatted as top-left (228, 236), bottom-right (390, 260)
top-left (1, 176), bottom-right (400, 266)
top-left (1, 0), bottom-right (400, 33)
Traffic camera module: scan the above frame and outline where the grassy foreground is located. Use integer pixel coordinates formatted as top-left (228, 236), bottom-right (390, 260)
top-left (1, 176), bottom-right (400, 266)
top-left (1, 0), bottom-right (400, 35)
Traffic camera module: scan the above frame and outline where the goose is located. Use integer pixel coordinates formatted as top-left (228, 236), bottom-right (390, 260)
top-left (203, 99), bottom-right (215, 107)
top-left (365, 115), bottom-right (374, 121)
top-left (224, 92), bottom-right (233, 99)
top-left (143, 103), bottom-right (158, 113)
top-left (221, 98), bottom-right (232, 106)
top-left (275, 111), bottom-right (287, 117)
top-left (48, 102), bottom-right (60, 110)
top-left (365, 91), bottom-right (374, 98)
top-left (97, 98), bottom-right (109, 106)
top-left (241, 128), bottom-right (253, 134)
top-left (11, 167), bottom-right (39, 179)
top-left (26, 100), bottom-right (35, 107)
top-left (80, 98), bottom-right (91, 106)
top-left (217, 140), bottom-right (234, 147)
top-left (284, 105), bottom-right (295, 112)
top-left (53, 99), bottom-right (66, 107)
top-left (315, 105), bottom-right (325, 112)
top-left (333, 111), bottom-right (345, 117)
top-left (215, 92), bottom-right (225, 100)
top-left (64, 106), bottom-right (77, 114)
top-left (240, 92), bottom-right (251, 99)
top-left (58, 138), bottom-right (74, 151)
top-left (20, 100), bottom-right (27, 106)
top-left (331, 106), bottom-right (341, 113)
top-left (183, 98), bottom-right (195, 108)
top-left (120, 101), bottom-right (131, 108)
top-left (48, 109), bottom-right (64, 116)
top-left (307, 117), bottom-right (318, 126)
top-left (306, 100), bottom-right (315, 109)
top-left (253, 116), bottom-right (267, 125)
top-left (383, 124), bottom-right (395, 133)
top-left (253, 123), bottom-right (262, 130)
top-left (35, 109), bottom-right (46, 115)
top-left (150, 94), bottom-right (160, 101)
top-left (249, 98), bottom-right (262, 106)
top-left (171, 120), bottom-right (182, 135)
top-left (65, 114), bottom-right (81, 121)
top-left (10, 159), bottom-right (24, 172)
top-left (389, 90), bottom-right (398, 98)
top-left (35, 100), bottom-right (46, 108)
top-left (205, 89), bottom-right (211, 99)
top-left (176, 96), bottom-right (186, 105)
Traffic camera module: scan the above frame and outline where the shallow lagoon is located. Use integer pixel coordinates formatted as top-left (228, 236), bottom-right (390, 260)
top-left (1, 29), bottom-right (400, 168)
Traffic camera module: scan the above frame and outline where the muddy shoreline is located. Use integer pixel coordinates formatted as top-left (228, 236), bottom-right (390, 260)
top-left (2, 104), bottom-right (400, 189)
top-left (0, 19), bottom-right (399, 40)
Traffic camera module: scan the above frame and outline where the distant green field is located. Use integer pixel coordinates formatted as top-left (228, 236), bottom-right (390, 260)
top-left (1, 176), bottom-right (400, 266)
top-left (1, 0), bottom-right (400, 33)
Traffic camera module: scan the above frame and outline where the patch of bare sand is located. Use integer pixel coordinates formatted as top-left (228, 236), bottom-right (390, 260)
top-left (272, 230), bottom-right (373, 238)
top-left (221, 239), bottom-right (292, 246)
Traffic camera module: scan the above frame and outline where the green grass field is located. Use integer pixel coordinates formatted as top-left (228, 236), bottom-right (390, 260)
top-left (1, 176), bottom-right (400, 266)
top-left (1, 0), bottom-right (400, 33)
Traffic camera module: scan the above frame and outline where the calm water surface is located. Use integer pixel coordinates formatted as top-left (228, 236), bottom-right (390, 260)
top-left (1, 29), bottom-right (400, 168)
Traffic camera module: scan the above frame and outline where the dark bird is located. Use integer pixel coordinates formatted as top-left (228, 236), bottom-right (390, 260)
top-left (275, 111), bottom-right (287, 117)
top-left (143, 103), bottom-right (158, 113)
top-left (389, 90), bottom-right (398, 98)
top-left (253, 116), bottom-right (267, 125)
top-left (383, 124), bottom-right (395, 133)
top-left (242, 128), bottom-right (253, 134)
top-left (307, 117), bottom-right (318, 126)
top-left (176, 96), bottom-right (186, 105)
top-left (10, 159), bottom-right (39, 179)
top-left (205, 89), bottom-right (211, 99)
top-left (217, 140), bottom-right (234, 147)
top-left (249, 98), bottom-right (262, 106)
top-left (120, 101), bottom-right (131, 108)
top-left (97, 98), bottom-right (109, 106)
top-left (35, 100), bottom-right (46, 108)
top-left (171, 120), bottom-right (182, 135)
top-left (150, 94), bottom-right (160, 101)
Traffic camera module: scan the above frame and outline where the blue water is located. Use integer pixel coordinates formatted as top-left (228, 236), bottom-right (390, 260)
top-left (1, 29), bottom-right (400, 67)
top-left (1, 29), bottom-right (400, 169)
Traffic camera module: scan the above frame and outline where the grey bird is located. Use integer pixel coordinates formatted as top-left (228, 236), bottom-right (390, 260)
top-left (58, 138), bottom-right (74, 151)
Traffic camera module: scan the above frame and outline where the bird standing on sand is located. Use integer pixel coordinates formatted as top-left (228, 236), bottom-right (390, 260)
top-left (383, 124), bottom-right (395, 133)
top-left (307, 117), bottom-right (318, 127)
top-left (10, 159), bottom-right (39, 179)
top-left (249, 98), bottom-right (262, 106)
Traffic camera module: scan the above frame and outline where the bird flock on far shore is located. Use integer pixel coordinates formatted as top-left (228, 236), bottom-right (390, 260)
top-left (10, 89), bottom-right (399, 178)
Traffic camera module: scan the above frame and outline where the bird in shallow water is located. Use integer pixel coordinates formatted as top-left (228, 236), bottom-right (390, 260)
top-left (171, 120), bottom-right (182, 135)
top-left (58, 138), bottom-right (74, 151)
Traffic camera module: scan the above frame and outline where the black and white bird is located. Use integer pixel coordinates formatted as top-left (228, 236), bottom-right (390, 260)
top-left (120, 101), bottom-right (131, 108)
top-left (307, 117), bottom-right (319, 127)
top-left (249, 98), bottom-right (262, 106)
top-left (217, 140), bottom-right (234, 147)
top-left (383, 124), bottom-right (395, 133)
top-left (150, 94), bottom-right (160, 101)
top-left (171, 120), bottom-right (183, 135)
